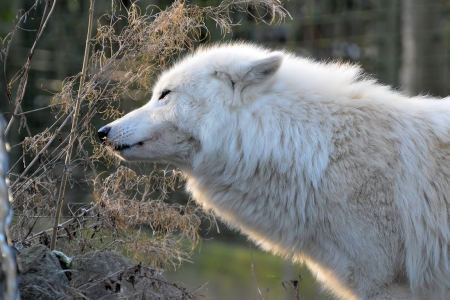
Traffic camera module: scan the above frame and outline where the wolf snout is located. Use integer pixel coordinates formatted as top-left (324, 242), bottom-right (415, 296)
top-left (97, 126), bottom-right (111, 142)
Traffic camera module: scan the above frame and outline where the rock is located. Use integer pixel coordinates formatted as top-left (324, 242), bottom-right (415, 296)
top-left (18, 244), bottom-right (73, 300)
top-left (17, 245), bottom-right (197, 299)
top-left (71, 251), bottom-right (192, 300)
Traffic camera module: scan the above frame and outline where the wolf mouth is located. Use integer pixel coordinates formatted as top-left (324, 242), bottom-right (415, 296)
top-left (114, 140), bottom-right (146, 151)
top-left (114, 144), bottom-right (131, 151)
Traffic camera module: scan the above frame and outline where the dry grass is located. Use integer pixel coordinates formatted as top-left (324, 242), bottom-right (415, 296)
top-left (3, 0), bottom-right (288, 274)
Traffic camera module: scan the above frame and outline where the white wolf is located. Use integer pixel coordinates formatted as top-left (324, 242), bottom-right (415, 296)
top-left (98, 43), bottom-right (450, 299)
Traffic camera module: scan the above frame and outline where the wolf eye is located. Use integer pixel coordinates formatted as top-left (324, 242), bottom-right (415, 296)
top-left (159, 89), bottom-right (171, 101)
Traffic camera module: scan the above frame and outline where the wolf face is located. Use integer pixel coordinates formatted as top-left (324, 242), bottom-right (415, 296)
top-left (98, 44), bottom-right (283, 168)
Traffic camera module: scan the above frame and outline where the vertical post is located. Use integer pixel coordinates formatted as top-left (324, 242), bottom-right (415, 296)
top-left (0, 114), bottom-right (18, 300)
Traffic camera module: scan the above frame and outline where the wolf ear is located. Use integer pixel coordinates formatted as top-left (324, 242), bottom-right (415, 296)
top-left (241, 52), bottom-right (283, 86)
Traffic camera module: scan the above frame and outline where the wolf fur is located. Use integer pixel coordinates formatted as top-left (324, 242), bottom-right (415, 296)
top-left (99, 43), bottom-right (450, 299)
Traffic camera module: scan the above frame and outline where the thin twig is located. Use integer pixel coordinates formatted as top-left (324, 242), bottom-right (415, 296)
top-left (250, 245), bottom-right (265, 300)
top-left (23, 204), bottom-right (97, 243)
top-left (2, 103), bottom-right (64, 117)
top-left (3, 2), bottom-right (40, 102)
top-left (10, 109), bottom-right (74, 193)
top-left (51, 0), bottom-right (96, 251)
top-left (5, 0), bottom-right (57, 136)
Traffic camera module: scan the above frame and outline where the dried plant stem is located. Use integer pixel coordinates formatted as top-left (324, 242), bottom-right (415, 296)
top-left (24, 204), bottom-right (97, 243)
top-left (250, 246), bottom-right (265, 299)
top-left (8, 103), bottom-right (63, 116)
top-left (10, 110), bottom-right (74, 193)
top-left (4, 0), bottom-right (57, 137)
top-left (51, 0), bottom-right (96, 250)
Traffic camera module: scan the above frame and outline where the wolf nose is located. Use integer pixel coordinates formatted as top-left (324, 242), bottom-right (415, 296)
top-left (97, 126), bottom-right (111, 142)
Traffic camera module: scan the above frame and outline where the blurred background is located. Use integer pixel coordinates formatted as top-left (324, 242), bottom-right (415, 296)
top-left (1, 0), bottom-right (450, 299)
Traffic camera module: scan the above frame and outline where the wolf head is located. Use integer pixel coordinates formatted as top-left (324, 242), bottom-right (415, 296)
top-left (98, 44), bottom-right (283, 168)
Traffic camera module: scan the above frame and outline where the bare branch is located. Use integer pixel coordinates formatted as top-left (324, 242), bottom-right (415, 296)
top-left (5, 0), bottom-right (58, 136)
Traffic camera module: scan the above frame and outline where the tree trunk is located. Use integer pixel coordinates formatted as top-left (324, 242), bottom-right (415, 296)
top-left (400, 0), bottom-right (448, 97)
